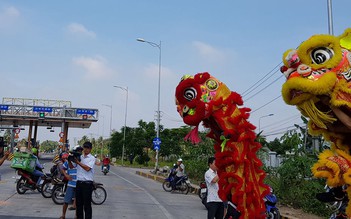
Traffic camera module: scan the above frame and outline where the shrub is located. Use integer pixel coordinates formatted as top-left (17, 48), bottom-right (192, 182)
top-left (272, 154), bottom-right (333, 217)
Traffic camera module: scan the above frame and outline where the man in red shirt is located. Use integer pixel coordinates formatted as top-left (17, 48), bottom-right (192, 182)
top-left (102, 155), bottom-right (110, 171)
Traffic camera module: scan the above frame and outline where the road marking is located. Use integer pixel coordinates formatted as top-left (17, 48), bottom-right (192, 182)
top-left (109, 170), bottom-right (174, 219)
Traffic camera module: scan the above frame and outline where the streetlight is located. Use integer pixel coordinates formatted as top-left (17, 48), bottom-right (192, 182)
top-left (113, 85), bottom-right (128, 166)
top-left (137, 38), bottom-right (162, 172)
top-left (258, 114), bottom-right (274, 133)
top-left (102, 104), bottom-right (113, 136)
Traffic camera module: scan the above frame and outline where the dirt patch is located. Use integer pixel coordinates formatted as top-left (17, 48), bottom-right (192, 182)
top-left (278, 204), bottom-right (323, 219)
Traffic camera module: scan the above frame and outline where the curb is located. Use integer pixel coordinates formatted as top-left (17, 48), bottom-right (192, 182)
top-left (135, 170), bottom-right (294, 219)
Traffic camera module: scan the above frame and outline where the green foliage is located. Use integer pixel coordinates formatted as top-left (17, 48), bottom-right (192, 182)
top-left (40, 140), bottom-right (58, 152)
top-left (273, 154), bottom-right (332, 217)
top-left (135, 152), bottom-right (150, 165)
top-left (182, 133), bottom-right (215, 183)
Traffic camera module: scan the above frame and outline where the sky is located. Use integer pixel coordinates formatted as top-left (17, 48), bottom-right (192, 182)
top-left (0, 0), bottom-right (350, 145)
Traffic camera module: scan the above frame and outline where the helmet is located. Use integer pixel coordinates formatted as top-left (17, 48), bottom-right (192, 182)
top-left (59, 152), bottom-right (68, 160)
top-left (177, 158), bottom-right (183, 162)
top-left (61, 153), bottom-right (69, 160)
top-left (106, 155), bottom-right (109, 158)
top-left (31, 148), bottom-right (38, 154)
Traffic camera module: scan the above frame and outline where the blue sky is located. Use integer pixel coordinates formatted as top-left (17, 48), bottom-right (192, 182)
top-left (0, 1), bottom-right (350, 144)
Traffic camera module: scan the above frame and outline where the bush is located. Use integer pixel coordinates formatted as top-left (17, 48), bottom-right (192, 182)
top-left (135, 152), bottom-right (150, 165)
top-left (271, 154), bottom-right (333, 217)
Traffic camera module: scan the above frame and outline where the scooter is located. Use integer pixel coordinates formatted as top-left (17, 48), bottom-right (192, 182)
top-left (15, 168), bottom-right (47, 194)
top-left (316, 185), bottom-right (348, 219)
top-left (102, 165), bottom-right (109, 175)
top-left (162, 164), bottom-right (191, 194)
top-left (264, 186), bottom-right (280, 219)
top-left (51, 180), bottom-right (107, 205)
top-left (198, 181), bottom-right (208, 209)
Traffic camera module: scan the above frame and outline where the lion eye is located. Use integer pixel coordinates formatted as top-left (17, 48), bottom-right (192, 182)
top-left (184, 87), bottom-right (197, 101)
top-left (311, 47), bottom-right (334, 64)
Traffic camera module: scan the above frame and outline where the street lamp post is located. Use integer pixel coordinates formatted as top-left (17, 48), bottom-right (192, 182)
top-left (102, 104), bottom-right (113, 136)
top-left (258, 114), bottom-right (274, 133)
top-left (137, 38), bottom-right (162, 172)
top-left (113, 86), bottom-right (128, 166)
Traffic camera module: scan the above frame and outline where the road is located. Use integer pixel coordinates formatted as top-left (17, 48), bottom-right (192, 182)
top-left (0, 156), bottom-right (206, 219)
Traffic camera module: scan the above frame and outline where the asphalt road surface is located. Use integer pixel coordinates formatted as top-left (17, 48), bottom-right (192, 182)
top-left (0, 155), bottom-right (206, 219)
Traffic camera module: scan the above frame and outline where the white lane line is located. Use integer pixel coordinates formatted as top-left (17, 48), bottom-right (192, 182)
top-left (109, 170), bottom-right (173, 219)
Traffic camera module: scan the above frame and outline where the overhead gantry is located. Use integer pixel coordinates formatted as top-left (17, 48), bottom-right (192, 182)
top-left (0, 97), bottom-right (99, 151)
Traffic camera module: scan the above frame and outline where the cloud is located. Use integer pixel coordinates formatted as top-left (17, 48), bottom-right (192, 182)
top-left (67, 22), bottom-right (96, 38)
top-left (73, 56), bottom-right (113, 79)
top-left (0, 6), bottom-right (20, 28)
top-left (192, 41), bottom-right (227, 62)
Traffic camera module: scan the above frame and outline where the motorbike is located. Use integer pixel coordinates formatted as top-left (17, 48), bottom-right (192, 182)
top-left (198, 181), bottom-right (208, 209)
top-left (40, 173), bottom-right (55, 198)
top-left (52, 180), bottom-right (107, 205)
top-left (264, 186), bottom-right (280, 219)
top-left (102, 165), bottom-right (109, 175)
top-left (162, 164), bottom-right (191, 194)
top-left (316, 185), bottom-right (348, 219)
top-left (15, 168), bottom-right (51, 195)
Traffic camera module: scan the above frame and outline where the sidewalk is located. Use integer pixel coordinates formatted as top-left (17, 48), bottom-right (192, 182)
top-left (134, 168), bottom-right (294, 219)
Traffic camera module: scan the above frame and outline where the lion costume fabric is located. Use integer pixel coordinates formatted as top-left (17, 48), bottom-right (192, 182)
top-left (175, 73), bottom-right (269, 219)
top-left (280, 28), bottom-right (351, 215)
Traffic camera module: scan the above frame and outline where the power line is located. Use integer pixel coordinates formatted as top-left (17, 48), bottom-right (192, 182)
top-left (242, 62), bottom-right (282, 96)
top-left (245, 74), bottom-right (284, 102)
top-left (262, 114), bottom-right (301, 131)
top-left (251, 95), bottom-right (282, 114)
top-left (264, 123), bottom-right (305, 137)
top-left (160, 111), bottom-right (184, 123)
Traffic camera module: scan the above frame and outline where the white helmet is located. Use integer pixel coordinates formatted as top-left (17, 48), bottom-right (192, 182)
top-left (177, 158), bottom-right (183, 162)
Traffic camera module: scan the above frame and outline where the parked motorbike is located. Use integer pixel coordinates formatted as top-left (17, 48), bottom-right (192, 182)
top-left (51, 178), bottom-right (68, 205)
top-left (102, 165), bottom-right (109, 175)
top-left (162, 164), bottom-right (190, 194)
top-left (198, 181), bottom-right (208, 209)
top-left (316, 185), bottom-right (348, 219)
top-left (264, 186), bottom-right (280, 219)
top-left (51, 180), bottom-right (107, 205)
top-left (40, 173), bottom-right (55, 198)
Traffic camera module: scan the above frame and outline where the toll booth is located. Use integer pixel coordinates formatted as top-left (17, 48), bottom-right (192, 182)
top-left (0, 97), bottom-right (98, 152)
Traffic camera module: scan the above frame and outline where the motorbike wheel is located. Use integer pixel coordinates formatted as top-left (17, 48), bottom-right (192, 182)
top-left (41, 181), bottom-right (53, 198)
top-left (267, 208), bottom-right (280, 219)
top-left (16, 177), bottom-right (27, 194)
top-left (92, 186), bottom-right (107, 205)
top-left (103, 171), bottom-right (107, 175)
top-left (51, 185), bottom-right (65, 205)
top-left (179, 182), bottom-right (190, 195)
top-left (162, 181), bottom-right (172, 192)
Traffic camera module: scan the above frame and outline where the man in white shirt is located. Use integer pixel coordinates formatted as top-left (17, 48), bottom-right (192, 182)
top-left (172, 158), bottom-right (185, 191)
top-left (205, 157), bottom-right (224, 219)
top-left (74, 141), bottom-right (96, 219)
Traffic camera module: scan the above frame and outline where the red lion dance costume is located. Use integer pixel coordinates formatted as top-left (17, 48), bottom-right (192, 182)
top-left (175, 72), bottom-right (269, 219)
top-left (280, 28), bottom-right (351, 216)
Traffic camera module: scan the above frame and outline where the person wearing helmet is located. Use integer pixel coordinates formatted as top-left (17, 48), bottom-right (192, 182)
top-left (31, 147), bottom-right (45, 188)
top-left (172, 158), bottom-right (185, 191)
top-left (101, 155), bottom-right (111, 172)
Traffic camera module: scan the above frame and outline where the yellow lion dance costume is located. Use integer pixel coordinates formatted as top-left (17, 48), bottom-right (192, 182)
top-left (280, 28), bottom-right (351, 215)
